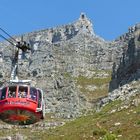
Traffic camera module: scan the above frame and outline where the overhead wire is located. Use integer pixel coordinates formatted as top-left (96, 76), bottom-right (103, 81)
top-left (0, 34), bottom-right (15, 46)
top-left (0, 27), bottom-right (17, 43)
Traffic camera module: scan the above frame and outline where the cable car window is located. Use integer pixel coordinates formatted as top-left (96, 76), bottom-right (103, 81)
top-left (18, 86), bottom-right (28, 98)
top-left (8, 86), bottom-right (16, 98)
top-left (30, 87), bottom-right (37, 101)
top-left (0, 87), bottom-right (7, 100)
top-left (37, 89), bottom-right (42, 108)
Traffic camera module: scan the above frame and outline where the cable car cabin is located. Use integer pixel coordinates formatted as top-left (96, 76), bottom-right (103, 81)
top-left (0, 84), bottom-right (45, 125)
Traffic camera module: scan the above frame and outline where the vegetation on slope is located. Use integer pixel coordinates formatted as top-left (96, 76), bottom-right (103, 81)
top-left (1, 93), bottom-right (140, 140)
top-left (75, 70), bottom-right (111, 101)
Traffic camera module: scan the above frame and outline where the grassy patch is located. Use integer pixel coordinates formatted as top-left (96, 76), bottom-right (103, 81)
top-left (75, 74), bottom-right (111, 101)
top-left (76, 76), bottom-right (111, 86)
top-left (1, 97), bottom-right (140, 139)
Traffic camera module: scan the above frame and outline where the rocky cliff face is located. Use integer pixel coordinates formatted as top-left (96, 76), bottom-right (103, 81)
top-left (0, 13), bottom-right (140, 119)
top-left (110, 24), bottom-right (140, 91)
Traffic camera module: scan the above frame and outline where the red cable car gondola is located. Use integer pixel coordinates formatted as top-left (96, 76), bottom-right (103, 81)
top-left (0, 28), bottom-right (45, 125)
top-left (0, 81), bottom-right (45, 125)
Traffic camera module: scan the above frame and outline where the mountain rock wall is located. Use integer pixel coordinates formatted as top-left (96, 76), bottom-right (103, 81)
top-left (0, 13), bottom-right (140, 118)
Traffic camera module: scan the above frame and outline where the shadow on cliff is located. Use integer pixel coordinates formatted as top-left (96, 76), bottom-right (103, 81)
top-left (109, 37), bottom-right (140, 92)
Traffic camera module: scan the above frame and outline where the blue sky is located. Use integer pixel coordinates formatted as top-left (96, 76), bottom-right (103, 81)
top-left (0, 0), bottom-right (140, 40)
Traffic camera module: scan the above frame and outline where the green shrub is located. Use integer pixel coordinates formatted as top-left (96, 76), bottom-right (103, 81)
top-left (93, 128), bottom-right (107, 136)
top-left (102, 133), bottom-right (117, 140)
top-left (136, 120), bottom-right (140, 125)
